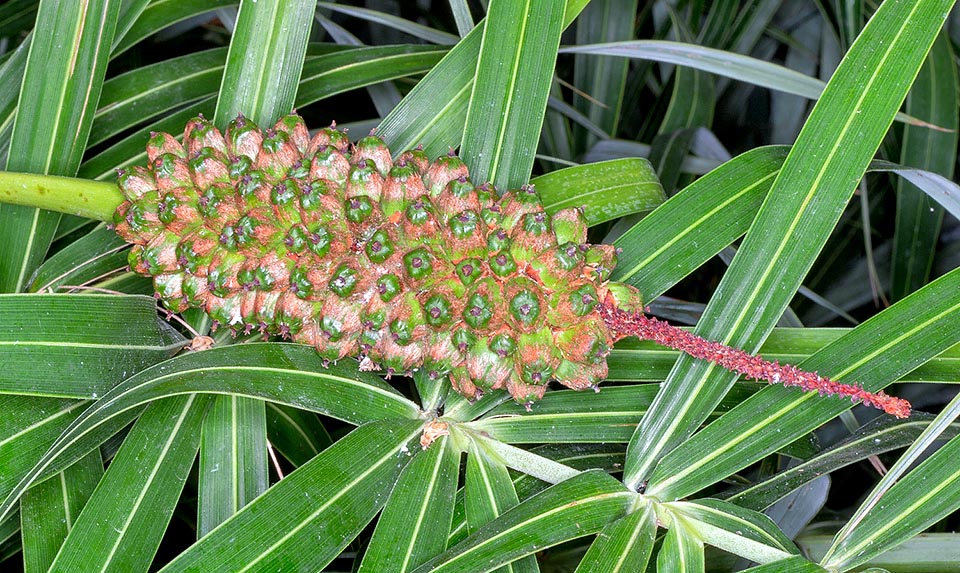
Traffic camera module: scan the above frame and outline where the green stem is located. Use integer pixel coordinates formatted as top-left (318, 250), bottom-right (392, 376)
top-left (0, 171), bottom-right (121, 222)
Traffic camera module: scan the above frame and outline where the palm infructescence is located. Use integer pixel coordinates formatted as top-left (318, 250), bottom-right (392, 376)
top-left (0, 1), bottom-right (958, 572)
top-left (115, 113), bottom-right (630, 404)
top-left (114, 112), bottom-right (909, 416)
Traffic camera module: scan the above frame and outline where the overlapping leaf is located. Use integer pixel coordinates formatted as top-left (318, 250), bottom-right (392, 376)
top-left (0, 294), bottom-right (184, 397)
top-left (160, 420), bottom-right (424, 572)
top-left (623, 0), bottom-right (955, 489)
top-left (47, 395), bottom-right (209, 572)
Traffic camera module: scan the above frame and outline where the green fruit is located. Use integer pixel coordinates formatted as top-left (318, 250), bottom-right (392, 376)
top-left (113, 113), bottom-right (643, 404)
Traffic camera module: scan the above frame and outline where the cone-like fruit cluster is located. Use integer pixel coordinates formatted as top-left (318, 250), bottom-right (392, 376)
top-left (113, 113), bottom-right (643, 403)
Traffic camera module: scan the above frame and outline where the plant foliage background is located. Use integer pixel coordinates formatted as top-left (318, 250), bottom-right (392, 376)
top-left (0, 0), bottom-right (959, 571)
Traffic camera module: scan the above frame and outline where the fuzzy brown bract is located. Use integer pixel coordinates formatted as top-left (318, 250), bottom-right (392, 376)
top-left (113, 112), bottom-right (643, 404)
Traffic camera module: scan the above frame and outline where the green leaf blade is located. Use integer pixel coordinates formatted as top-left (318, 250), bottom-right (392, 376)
top-left (890, 31), bottom-right (958, 300)
top-left (296, 45), bottom-right (446, 109)
top-left (214, 0), bottom-right (314, 126)
top-left (90, 47), bottom-right (227, 147)
top-left (412, 471), bottom-right (633, 573)
top-left (463, 442), bottom-right (539, 573)
top-left (571, 0), bottom-right (637, 149)
top-left (265, 403), bottom-right (330, 468)
top-left (472, 384), bottom-right (756, 445)
top-left (20, 450), bottom-right (102, 573)
top-left (727, 415), bottom-right (955, 512)
top-left (159, 419), bottom-right (423, 573)
top-left (113, 0), bottom-right (235, 56)
top-left (377, 0), bottom-right (587, 158)
top-left (359, 436), bottom-right (460, 572)
top-left (0, 0), bottom-right (120, 292)
top-left (822, 430), bottom-right (960, 571)
top-left (574, 502), bottom-right (656, 573)
top-left (0, 343), bottom-right (420, 524)
top-left (197, 396), bottom-right (268, 536)
top-left (28, 225), bottom-right (129, 294)
top-left (663, 499), bottom-right (797, 564)
top-left (623, 0), bottom-right (955, 489)
top-left (738, 556), bottom-right (825, 573)
top-left (0, 397), bottom-right (87, 503)
top-left (460, 0), bottom-right (565, 189)
top-left (0, 294), bottom-right (185, 398)
top-left (531, 158), bottom-right (665, 225)
top-left (656, 521), bottom-right (704, 573)
top-left (47, 395), bottom-right (209, 573)
top-left (646, 265), bottom-right (960, 500)
top-left (611, 146), bottom-right (787, 300)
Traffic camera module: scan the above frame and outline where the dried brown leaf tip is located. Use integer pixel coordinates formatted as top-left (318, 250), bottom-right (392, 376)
top-left (114, 112), bottom-right (911, 417)
top-left (420, 420), bottom-right (450, 449)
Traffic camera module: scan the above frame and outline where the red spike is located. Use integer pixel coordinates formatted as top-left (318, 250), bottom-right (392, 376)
top-left (598, 304), bottom-right (911, 418)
